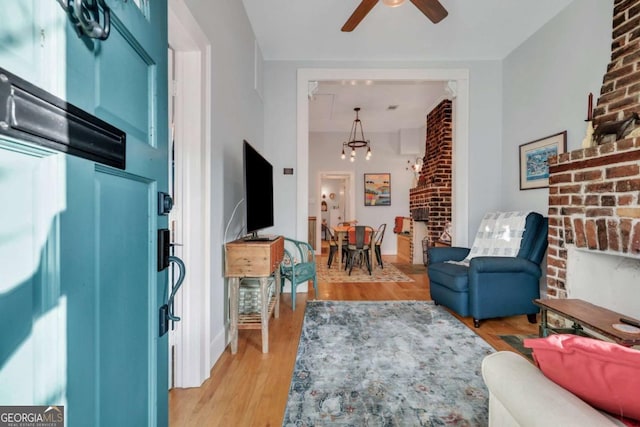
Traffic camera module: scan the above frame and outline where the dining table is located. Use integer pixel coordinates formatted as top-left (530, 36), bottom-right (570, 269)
top-left (332, 225), bottom-right (351, 269)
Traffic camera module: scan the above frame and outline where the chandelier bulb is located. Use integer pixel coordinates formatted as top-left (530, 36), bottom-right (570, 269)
top-left (350, 156), bottom-right (355, 163)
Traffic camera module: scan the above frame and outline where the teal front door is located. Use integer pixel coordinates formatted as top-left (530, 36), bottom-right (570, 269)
top-left (0, 1), bottom-right (169, 426)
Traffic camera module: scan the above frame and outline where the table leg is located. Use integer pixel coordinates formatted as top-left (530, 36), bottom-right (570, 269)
top-left (338, 235), bottom-right (343, 270)
top-left (260, 277), bottom-right (269, 353)
top-left (539, 307), bottom-right (548, 337)
top-left (229, 277), bottom-right (240, 354)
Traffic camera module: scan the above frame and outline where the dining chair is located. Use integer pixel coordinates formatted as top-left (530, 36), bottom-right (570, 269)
top-left (324, 225), bottom-right (339, 268)
top-left (373, 223), bottom-right (386, 268)
top-left (336, 221), bottom-right (355, 247)
top-left (346, 225), bottom-right (374, 275)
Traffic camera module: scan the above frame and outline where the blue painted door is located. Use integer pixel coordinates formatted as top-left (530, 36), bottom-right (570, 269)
top-left (0, 1), bottom-right (169, 426)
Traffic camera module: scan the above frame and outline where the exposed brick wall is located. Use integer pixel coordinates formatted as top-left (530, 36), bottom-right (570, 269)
top-left (546, 139), bottom-right (640, 299)
top-left (593, 0), bottom-right (640, 130)
top-left (409, 99), bottom-right (452, 247)
top-left (546, 0), bottom-right (640, 301)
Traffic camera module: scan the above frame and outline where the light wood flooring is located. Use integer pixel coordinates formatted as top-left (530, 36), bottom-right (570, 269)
top-left (169, 254), bottom-right (537, 427)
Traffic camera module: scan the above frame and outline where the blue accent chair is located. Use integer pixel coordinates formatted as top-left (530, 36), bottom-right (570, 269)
top-left (280, 237), bottom-right (317, 310)
top-left (427, 212), bottom-right (548, 327)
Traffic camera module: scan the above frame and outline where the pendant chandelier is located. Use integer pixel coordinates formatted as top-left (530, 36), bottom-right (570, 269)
top-left (341, 107), bottom-right (372, 162)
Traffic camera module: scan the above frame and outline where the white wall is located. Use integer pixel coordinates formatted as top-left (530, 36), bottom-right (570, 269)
top-left (184, 0), bottom-right (265, 366)
top-left (310, 131), bottom-right (417, 255)
top-left (501, 0), bottom-right (613, 213)
top-left (264, 60), bottom-right (503, 243)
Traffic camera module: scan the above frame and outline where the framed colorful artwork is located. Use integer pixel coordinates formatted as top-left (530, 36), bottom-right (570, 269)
top-left (364, 173), bottom-right (391, 206)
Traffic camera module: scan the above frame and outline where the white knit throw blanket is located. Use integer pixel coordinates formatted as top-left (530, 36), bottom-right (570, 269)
top-left (448, 211), bottom-right (531, 266)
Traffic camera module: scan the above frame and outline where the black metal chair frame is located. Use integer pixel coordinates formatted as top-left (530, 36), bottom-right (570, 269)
top-left (345, 226), bottom-right (373, 275)
top-left (373, 223), bottom-right (386, 269)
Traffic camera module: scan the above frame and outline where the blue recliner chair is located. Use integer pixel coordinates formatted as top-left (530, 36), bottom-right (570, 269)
top-left (427, 212), bottom-right (548, 327)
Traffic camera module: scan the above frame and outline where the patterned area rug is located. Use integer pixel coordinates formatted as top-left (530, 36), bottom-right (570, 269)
top-left (283, 301), bottom-right (494, 425)
top-left (316, 259), bottom-right (414, 283)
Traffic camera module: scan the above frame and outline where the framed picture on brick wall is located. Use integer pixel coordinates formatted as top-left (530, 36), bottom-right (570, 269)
top-left (519, 131), bottom-right (567, 190)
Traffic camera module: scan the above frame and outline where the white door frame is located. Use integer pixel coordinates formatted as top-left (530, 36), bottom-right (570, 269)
top-left (298, 69), bottom-right (470, 247)
top-left (168, 0), bottom-right (212, 388)
top-left (316, 171), bottom-right (355, 253)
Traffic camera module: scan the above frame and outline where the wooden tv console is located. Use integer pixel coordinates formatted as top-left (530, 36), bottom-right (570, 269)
top-left (224, 236), bottom-right (284, 354)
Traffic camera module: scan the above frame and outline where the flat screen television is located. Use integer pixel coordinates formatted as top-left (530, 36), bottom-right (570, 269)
top-left (243, 140), bottom-right (274, 239)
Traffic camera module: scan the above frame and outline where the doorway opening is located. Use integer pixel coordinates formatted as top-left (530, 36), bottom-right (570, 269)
top-left (307, 79), bottom-right (455, 257)
top-left (298, 69), bottom-right (470, 249)
top-left (317, 172), bottom-right (356, 253)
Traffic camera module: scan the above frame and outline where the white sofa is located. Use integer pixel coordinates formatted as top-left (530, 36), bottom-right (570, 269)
top-left (481, 351), bottom-right (624, 426)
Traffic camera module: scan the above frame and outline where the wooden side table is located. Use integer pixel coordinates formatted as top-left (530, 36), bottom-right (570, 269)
top-left (534, 298), bottom-right (640, 347)
top-left (224, 236), bottom-right (284, 354)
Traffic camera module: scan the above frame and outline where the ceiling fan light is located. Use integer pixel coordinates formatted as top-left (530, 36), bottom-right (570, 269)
top-left (382, 0), bottom-right (405, 7)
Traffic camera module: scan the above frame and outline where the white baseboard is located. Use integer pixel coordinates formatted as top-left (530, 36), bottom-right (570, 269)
top-left (209, 326), bottom-right (227, 369)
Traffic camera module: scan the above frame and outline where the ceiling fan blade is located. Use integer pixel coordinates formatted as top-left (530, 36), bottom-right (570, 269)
top-left (410, 0), bottom-right (448, 24)
top-left (341, 0), bottom-right (379, 32)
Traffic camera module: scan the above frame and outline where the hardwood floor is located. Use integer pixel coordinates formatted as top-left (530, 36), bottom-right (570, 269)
top-left (169, 255), bottom-right (537, 426)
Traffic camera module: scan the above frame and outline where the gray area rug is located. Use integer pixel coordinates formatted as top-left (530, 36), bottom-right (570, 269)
top-left (283, 301), bottom-right (494, 426)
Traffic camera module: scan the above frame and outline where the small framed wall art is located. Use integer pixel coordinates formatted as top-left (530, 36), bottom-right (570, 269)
top-left (364, 173), bottom-right (391, 206)
top-left (519, 131), bottom-right (567, 190)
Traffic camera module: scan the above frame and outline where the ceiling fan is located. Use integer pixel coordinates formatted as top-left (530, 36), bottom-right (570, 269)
top-left (342, 0), bottom-right (448, 32)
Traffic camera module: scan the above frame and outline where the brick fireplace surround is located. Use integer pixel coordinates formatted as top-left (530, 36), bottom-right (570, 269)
top-left (409, 99), bottom-right (453, 251)
top-left (547, 0), bottom-right (640, 301)
top-left (547, 140), bottom-right (640, 298)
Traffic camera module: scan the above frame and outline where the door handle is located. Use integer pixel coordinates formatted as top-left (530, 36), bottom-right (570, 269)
top-left (159, 255), bottom-right (186, 337)
top-left (167, 255), bottom-right (185, 321)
